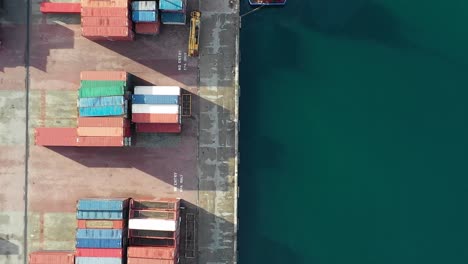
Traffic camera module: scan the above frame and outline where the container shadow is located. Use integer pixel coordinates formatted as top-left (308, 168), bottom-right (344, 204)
top-left (0, 238), bottom-right (19, 255)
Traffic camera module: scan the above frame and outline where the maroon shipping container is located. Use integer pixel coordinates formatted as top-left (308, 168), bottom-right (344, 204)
top-left (136, 123), bottom-right (181, 134)
top-left (80, 71), bottom-right (128, 81)
top-left (76, 136), bottom-right (124, 147)
top-left (35, 127), bottom-right (77, 146)
top-left (29, 251), bottom-right (75, 264)
top-left (75, 248), bottom-right (123, 258)
top-left (130, 198), bottom-right (180, 211)
top-left (129, 229), bottom-right (179, 240)
top-left (132, 113), bottom-right (179, 124)
top-left (127, 257), bottom-right (177, 264)
top-left (77, 219), bottom-right (126, 229)
top-left (130, 209), bottom-right (179, 220)
top-left (129, 237), bottom-right (178, 247)
top-left (135, 22), bottom-right (160, 35)
top-left (81, 7), bottom-right (129, 17)
top-left (127, 246), bottom-right (177, 260)
top-left (78, 117), bottom-right (130, 127)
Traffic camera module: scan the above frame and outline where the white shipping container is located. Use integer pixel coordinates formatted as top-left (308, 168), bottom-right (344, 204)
top-left (134, 86), bottom-right (181, 96)
top-left (132, 104), bottom-right (179, 114)
top-left (132, 1), bottom-right (157, 10)
top-left (129, 219), bottom-right (178, 231)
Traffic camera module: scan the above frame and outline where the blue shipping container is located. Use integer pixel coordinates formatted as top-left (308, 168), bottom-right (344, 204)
top-left (77, 199), bottom-right (128, 211)
top-left (76, 257), bottom-right (123, 264)
top-left (76, 238), bottom-right (123, 248)
top-left (161, 12), bottom-right (186, 25)
top-left (132, 95), bottom-right (179, 105)
top-left (132, 11), bottom-right (157, 22)
top-left (131, 1), bottom-right (157, 11)
top-left (76, 229), bottom-right (123, 239)
top-left (159, 0), bottom-right (183, 11)
top-left (79, 96), bottom-right (124, 108)
top-left (79, 105), bottom-right (126, 117)
top-left (77, 210), bottom-right (124, 220)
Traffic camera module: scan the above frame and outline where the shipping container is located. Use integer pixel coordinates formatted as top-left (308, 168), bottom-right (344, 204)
top-left (134, 86), bottom-right (181, 96)
top-left (77, 210), bottom-right (125, 220)
top-left (35, 127), bottom-right (78, 146)
top-left (77, 127), bottom-right (125, 137)
top-left (159, 0), bottom-right (183, 11)
top-left (80, 71), bottom-right (127, 81)
top-left (76, 137), bottom-right (127, 147)
top-left (81, 0), bottom-right (129, 8)
top-left (82, 26), bottom-right (132, 37)
top-left (75, 248), bottom-right (123, 258)
top-left (79, 105), bottom-right (127, 117)
top-left (129, 229), bottom-right (177, 239)
top-left (80, 80), bottom-right (127, 89)
top-left (78, 198), bottom-right (129, 211)
top-left (82, 17), bottom-right (131, 27)
top-left (161, 12), bottom-right (186, 25)
top-left (76, 238), bottom-right (124, 249)
top-left (127, 258), bottom-right (177, 264)
top-left (79, 87), bottom-right (126, 98)
top-left (78, 117), bottom-right (129, 128)
top-left (136, 123), bottom-right (181, 133)
top-left (76, 229), bottom-right (124, 239)
top-left (40, 2), bottom-right (81, 13)
top-left (81, 7), bottom-right (129, 17)
top-left (78, 219), bottom-right (126, 229)
top-left (132, 104), bottom-right (179, 114)
top-left (128, 237), bottom-right (176, 247)
top-left (135, 22), bottom-right (160, 35)
top-left (79, 96), bottom-right (124, 108)
top-left (131, 113), bottom-right (179, 124)
top-left (84, 33), bottom-right (135, 41)
top-left (132, 11), bottom-right (157, 22)
top-left (128, 219), bottom-right (178, 231)
top-left (131, 210), bottom-right (178, 220)
top-left (75, 257), bottom-right (123, 264)
top-left (127, 246), bottom-right (176, 259)
top-left (29, 251), bottom-right (75, 264)
top-left (132, 95), bottom-right (178, 105)
top-left (131, 1), bottom-right (157, 10)
top-left (130, 198), bottom-right (180, 210)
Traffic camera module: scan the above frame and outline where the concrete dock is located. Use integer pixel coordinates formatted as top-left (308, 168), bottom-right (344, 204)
top-left (0, 0), bottom-right (239, 263)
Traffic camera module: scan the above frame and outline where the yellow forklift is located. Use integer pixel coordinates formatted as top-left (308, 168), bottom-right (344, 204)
top-left (188, 11), bottom-right (201, 57)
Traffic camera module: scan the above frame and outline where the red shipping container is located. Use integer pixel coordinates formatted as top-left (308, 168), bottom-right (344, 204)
top-left (81, 7), bottom-right (129, 17)
top-left (81, 0), bottom-right (129, 8)
top-left (129, 229), bottom-right (179, 240)
top-left (136, 123), bottom-right (181, 133)
top-left (84, 34), bottom-right (135, 41)
top-left (82, 26), bottom-right (131, 37)
top-left (75, 248), bottom-right (123, 257)
top-left (130, 198), bottom-right (180, 210)
top-left (135, 22), bottom-right (160, 35)
top-left (132, 113), bottom-right (179, 124)
top-left (127, 257), bottom-right (177, 264)
top-left (76, 136), bottom-right (124, 147)
top-left (127, 246), bottom-right (177, 260)
top-left (77, 219), bottom-right (126, 229)
top-left (81, 17), bottom-right (131, 27)
top-left (35, 128), bottom-right (78, 146)
top-left (40, 2), bottom-right (81, 13)
top-left (78, 117), bottom-right (129, 127)
top-left (130, 209), bottom-right (179, 220)
top-left (80, 71), bottom-right (127, 81)
top-left (29, 251), bottom-right (75, 264)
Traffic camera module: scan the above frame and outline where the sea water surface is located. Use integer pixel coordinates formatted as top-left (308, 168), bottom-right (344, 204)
top-left (239, 1), bottom-right (468, 263)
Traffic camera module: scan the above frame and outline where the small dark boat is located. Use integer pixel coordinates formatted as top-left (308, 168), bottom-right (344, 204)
top-left (249, 0), bottom-right (286, 6)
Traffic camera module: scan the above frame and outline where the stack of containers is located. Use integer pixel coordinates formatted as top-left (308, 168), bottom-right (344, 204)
top-left (132, 86), bottom-right (181, 133)
top-left (75, 198), bottom-right (129, 264)
top-left (127, 198), bottom-right (181, 264)
top-left (159, 0), bottom-right (187, 25)
top-left (131, 1), bottom-right (160, 34)
top-left (78, 71), bottom-right (132, 146)
top-left (29, 251), bottom-right (75, 264)
top-left (81, 0), bottom-right (134, 40)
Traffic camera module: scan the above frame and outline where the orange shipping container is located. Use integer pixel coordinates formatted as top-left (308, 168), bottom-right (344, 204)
top-left (76, 136), bottom-right (125, 147)
top-left (82, 26), bottom-right (131, 37)
top-left (127, 257), bottom-right (177, 264)
top-left (78, 117), bottom-right (129, 127)
top-left (29, 251), bottom-right (75, 264)
top-left (132, 113), bottom-right (179, 123)
top-left (80, 71), bottom-right (127, 81)
top-left (81, 7), bottom-right (129, 17)
top-left (82, 17), bottom-right (131, 27)
top-left (127, 246), bottom-right (176, 260)
top-left (77, 127), bottom-right (124, 137)
top-left (81, 0), bottom-right (129, 8)
top-left (77, 219), bottom-right (126, 229)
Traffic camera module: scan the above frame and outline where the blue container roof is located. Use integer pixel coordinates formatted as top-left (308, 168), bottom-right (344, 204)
top-left (159, 0), bottom-right (183, 10)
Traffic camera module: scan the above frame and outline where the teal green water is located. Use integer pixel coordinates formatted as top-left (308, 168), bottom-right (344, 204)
top-left (239, 1), bottom-right (468, 263)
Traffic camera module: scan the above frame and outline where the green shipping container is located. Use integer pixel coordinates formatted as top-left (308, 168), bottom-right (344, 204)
top-left (79, 86), bottom-right (126, 98)
top-left (80, 80), bottom-right (127, 89)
